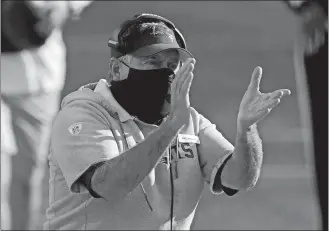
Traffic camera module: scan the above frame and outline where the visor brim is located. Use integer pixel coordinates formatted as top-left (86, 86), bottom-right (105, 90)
top-left (130, 43), bottom-right (194, 61)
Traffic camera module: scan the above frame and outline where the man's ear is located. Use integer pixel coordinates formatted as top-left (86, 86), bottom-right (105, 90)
top-left (109, 57), bottom-right (121, 81)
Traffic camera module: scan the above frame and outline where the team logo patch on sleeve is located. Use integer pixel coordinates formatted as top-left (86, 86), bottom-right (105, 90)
top-left (68, 123), bottom-right (82, 135)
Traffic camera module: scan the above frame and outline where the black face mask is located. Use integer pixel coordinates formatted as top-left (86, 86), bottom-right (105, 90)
top-left (110, 65), bottom-right (174, 125)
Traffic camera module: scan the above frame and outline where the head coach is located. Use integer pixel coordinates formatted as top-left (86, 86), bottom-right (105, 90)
top-left (45, 13), bottom-right (291, 230)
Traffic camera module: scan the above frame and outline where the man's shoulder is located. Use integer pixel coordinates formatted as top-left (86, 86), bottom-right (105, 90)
top-left (53, 98), bottom-right (110, 135)
top-left (189, 107), bottom-right (208, 123)
top-left (188, 106), bottom-right (201, 119)
top-left (58, 83), bottom-right (109, 118)
top-left (189, 107), bottom-right (216, 132)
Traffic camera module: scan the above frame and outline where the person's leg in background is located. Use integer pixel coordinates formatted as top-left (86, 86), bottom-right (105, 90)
top-left (1, 99), bottom-right (17, 230)
top-left (1, 153), bottom-right (12, 230)
top-left (1, 91), bottom-right (60, 230)
top-left (303, 31), bottom-right (328, 231)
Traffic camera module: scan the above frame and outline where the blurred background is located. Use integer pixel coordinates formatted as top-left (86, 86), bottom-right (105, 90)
top-left (36, 1), bottom-right (320, 229)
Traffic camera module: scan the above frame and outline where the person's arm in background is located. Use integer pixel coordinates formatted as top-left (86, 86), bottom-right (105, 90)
top-left (1, 0), bottom-right (94, 95)
top-left (28, 1), bottom-right (93, 29)
top-left (283, 0), bottom-right (327, 56)
top-left (284, 0), bottom-right (327, 16)
top-left (67, 1), bottom-right (94, 20)
top-left (1, 0), bottom-right (93, 52)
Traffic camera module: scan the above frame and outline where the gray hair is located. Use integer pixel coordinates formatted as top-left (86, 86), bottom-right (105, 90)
top-left (107, 54), bottom-right (134, 83)
top-left (118, 54), bottom-right (133, 64)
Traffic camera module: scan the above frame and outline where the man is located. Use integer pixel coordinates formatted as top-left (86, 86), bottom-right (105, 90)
top-left (1, 1), bottom-right (92, 230)
top-left (46, 13), bottom-right (291, 230)
top-left (284, 1), bottom-right (328, 230)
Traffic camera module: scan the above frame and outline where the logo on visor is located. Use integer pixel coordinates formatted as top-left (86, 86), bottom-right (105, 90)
top-left (167, 33), bottom-right (175, 42)
top-left (141, 22), bottom-right (175, 43)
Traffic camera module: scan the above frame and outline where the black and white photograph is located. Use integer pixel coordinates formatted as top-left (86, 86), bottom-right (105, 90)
top-left (1, 1), bottom-right (327, 230)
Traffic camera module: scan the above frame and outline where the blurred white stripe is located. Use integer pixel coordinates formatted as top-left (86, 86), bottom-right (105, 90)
top-left (293, 28), bottom-right (316, 177)
top-left (20, 51), bottom-right (40, 93)
top-left (1, 154), bottom-right (12, 230)
top-left (0, 100), bottom-right (17, 155)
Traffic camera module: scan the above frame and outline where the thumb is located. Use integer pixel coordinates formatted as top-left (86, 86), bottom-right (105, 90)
top-left (248, 66), bottom-right (263, 92)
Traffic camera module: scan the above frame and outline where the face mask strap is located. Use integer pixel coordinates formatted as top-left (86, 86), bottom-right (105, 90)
top-left (119, 60), bottom-right (130, 68)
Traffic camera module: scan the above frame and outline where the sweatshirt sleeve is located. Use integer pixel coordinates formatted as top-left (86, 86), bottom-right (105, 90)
top-left (50, 105), bottom-right (119, 193)
top-left (191, 108), bottom-right (237, 196)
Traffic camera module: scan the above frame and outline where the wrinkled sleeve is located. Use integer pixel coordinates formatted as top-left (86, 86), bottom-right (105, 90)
top-left (196, 111), bottom-right (237, 196)
top-left (51, 106), bottom-right (118, 193)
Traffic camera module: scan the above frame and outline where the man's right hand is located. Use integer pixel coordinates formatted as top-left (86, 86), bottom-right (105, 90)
top-left (167, 58), bottom-right (196, 129)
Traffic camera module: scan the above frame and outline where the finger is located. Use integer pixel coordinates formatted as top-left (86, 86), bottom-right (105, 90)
top-left (189, 58), bottom-right (196, 65)
top-left (171, 58), bottom-right (195, 92)
top-left (176, 58), bottom-right (195, 77)
top-left (257, 99), bottom-right (281, 119)
top-left (281, 89), bottom-right (291, 96)
top-left (248, 66), bottom-right (263, 92)
top-left (176, 63), bottom-right (195, 95)
top-left (269, 89), bottom-right (291, 100)
top-left (171, 72), bottom-right (194, 109)
top-left (171, 59), bottom-right (188, 95)
top-left (263, 93), bottom-right (271, 100)
top-left (264, 98), bottom-right (281, 109)
top-left (171, 71), bottom-right (192, 104)
top-left (180, 72), bottom-right (194, 100)
top-left (257, 108), bottom-right (271, 121)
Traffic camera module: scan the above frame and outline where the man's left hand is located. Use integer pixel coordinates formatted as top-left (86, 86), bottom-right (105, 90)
top-left (237, 66), bottom-right (291, 132)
